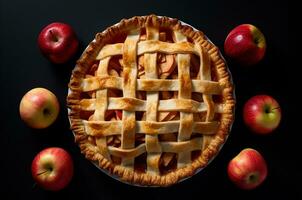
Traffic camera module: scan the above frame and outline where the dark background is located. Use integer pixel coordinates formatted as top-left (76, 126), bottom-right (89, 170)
top-left (1, 0), bottom-right (298, 199)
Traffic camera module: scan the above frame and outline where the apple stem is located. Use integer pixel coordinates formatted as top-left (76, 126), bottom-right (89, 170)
top-left (49, 30), bottom-right (58, 42)
top-left (272, 107), bottom-right (280, 111)
top-left (37, 170), bottom-right (48, 176)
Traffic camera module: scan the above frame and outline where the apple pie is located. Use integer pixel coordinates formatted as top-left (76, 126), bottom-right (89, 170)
top-left (67, 15), bottom-right (235, 186)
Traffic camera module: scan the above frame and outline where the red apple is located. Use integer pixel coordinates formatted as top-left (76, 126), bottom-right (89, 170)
top-left (19, 88), bottom-right (60, 129)
top-left (31, 147), bottom-right (74, 191)
top-left (224, 24), bottom-right (266, 66)
top-left (38, 22), bottom-right (79, 64)
top-left (243, 95), bottom-right (281, 134)
top-left (228, 148), bottom-right (267, 190)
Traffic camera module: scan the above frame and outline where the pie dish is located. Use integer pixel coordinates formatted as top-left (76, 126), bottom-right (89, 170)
top-left (67, 15), bottom-right (235, 186)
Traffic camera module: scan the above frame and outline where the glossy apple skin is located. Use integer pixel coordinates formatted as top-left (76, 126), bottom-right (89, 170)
top-left (228, 148), bottom-right (267, 190)
top-left (243, 95), bottom-right (281, 134)
top-left (31, 147), bottom-right (74, 191)
top-left (224, 24), bottom-right (266, 66)
top-left (19, 88), bottom-right (60, 129)
top-left (38, 22), bottom-right (79, 64)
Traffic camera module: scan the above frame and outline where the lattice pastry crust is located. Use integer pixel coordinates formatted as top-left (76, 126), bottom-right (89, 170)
top-left (67, 15), bottom-right (235, 186)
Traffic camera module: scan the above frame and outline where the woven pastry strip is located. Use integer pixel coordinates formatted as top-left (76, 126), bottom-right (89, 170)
top-left (173, 31), bottom-right (193, 168)
top-left (196, 42), bottom-right (215, 150)
top-left (120, 29), bottom-right (140, 168)
top-left (81, 77), bottom-right (223, 94)
top-left (78, 98), bottom-right (224, 113)
top-left (83, 121), bottom-right (219, 136)
top-left (144, 26), bottom-right (161, 174)
top-left (96, 41), bottom-right (197, 60)
top-left (93, 57), bottom-right (111, 160)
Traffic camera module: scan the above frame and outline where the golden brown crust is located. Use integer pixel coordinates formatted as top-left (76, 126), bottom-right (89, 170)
top-left (67, 14), bottom-right (235, 186)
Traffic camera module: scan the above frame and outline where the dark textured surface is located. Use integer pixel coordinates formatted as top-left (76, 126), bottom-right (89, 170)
top-left (1, 0), bottom-right (298, 199)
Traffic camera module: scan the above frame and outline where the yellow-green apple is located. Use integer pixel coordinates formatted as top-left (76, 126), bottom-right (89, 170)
top-left (31, 147), bottom-right (73, 191)
top-left (243, 95), bottom-right (281, 134)
top-left (38, 22), bottom-right (79, 64)
top-left (224, 24), bottom-right (266, 66)
top-left (19, 88), bottom-right (60, 129)
top-left (228, 148), bottom-right (267, 190)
